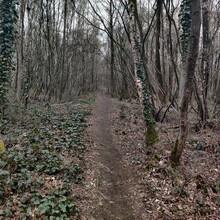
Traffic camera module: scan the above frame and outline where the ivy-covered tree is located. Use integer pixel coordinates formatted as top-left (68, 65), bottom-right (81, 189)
top-left (128, 0), bottom-right (158, 147)
top-left (170, 0), bottom-right (201, 166)
top-left (178, 0), bottom-right (191, 101)
top-left (0, 0), bottom-right (18, 116)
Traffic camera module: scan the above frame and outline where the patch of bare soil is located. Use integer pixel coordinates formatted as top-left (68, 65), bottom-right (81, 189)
top-left (78, 93), bottom-right (144, 220)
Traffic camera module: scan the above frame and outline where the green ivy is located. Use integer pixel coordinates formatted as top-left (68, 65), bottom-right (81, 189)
top-left (179, 0), bottom-right (191, 58)
top-left (0, 106), bottom-right (89, 217)
top-left (0, 0), bottom-right (18, 116)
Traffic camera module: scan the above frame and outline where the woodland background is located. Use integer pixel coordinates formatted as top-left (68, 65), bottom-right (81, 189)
top-left (0, 0), bottom-right (220, 219)
top-left (2, 0), bottom-right (220, 161)
top-left (8, 0), bottom-right (220, 109)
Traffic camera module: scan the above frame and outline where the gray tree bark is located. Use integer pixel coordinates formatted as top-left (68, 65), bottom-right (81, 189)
top-left (128, 0), bottom-right (158, 147)
top-left (170, 0), bottom-right (201, 165)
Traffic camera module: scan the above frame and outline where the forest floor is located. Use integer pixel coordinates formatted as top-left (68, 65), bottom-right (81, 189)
top-left (77, 91), bottom-right (220, 220)
top-left (0, 91), bottom-right (219, 219)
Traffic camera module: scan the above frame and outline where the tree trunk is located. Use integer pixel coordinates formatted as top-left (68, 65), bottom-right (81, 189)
top-left (109, 0), bottom-right (115, 96)
top-left (59, 0), bottom-right (68, 101)
top-left (0, 0), bottom-right (18, 115)
top-left (128, 0), bottom-right (158, 147)
top-left (15, 0), bottom-right (25, 101)
top-left (200, 0), bottom-right (210, 124)
top-left (170, 0), bottom-right (201, 165)
top-left (155, 0), bottom-right (165, 103)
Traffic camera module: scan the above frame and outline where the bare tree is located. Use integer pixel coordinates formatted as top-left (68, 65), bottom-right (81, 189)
top-left (170, 0), bottom-right (201, 165)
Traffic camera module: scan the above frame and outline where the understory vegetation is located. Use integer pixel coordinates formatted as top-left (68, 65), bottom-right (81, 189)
top-left (114, 99), bottom-right (220, 219)
top-left (0, 102), bottom-right (90, 219)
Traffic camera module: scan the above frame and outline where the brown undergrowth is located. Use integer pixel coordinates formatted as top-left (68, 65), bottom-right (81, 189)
top-left (111, 98), bottom-right (220, 219)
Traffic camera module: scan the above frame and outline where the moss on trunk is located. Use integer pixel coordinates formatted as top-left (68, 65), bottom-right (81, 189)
top-left (170, 138), bottom-right (180, 166)
top-left (145, 123), bottom-right (159, 147)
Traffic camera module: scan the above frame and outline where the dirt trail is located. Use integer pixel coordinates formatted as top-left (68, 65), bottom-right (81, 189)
top-left (80, 92), bottom-right (140, 220)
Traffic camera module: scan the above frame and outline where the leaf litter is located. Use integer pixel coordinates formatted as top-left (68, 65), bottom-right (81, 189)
top-left (0, 93), bottom-right (219, 219)
top-left (111, 98), bottom-right (220, 219)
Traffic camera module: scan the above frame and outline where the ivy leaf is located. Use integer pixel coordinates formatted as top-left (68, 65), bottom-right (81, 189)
top-left (59, 204), bottom-right (67, 213)
top-left (0, 140), bottom-right (5, 151)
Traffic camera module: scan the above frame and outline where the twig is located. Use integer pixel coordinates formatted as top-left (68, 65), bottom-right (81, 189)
top-left (96, 178), bottom-right (110, 201)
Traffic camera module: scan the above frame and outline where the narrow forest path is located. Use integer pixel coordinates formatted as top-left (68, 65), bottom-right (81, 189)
top-left (76, 91), bottom-right (220, 220)
top-left (79, 92), bottom-right (142, 220)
